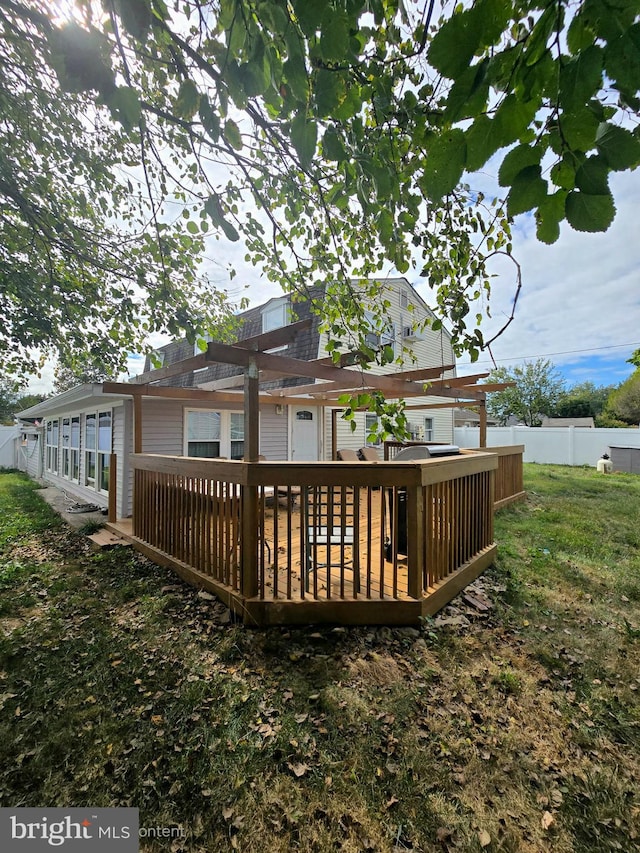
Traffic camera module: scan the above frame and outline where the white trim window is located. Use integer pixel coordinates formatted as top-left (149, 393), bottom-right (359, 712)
top-left (365, 413), bottom-right (381, 445)
top-left (193, 334), bottom-right (213, 372)
top-left (262, 298), bottom-right (290, 333)
top-left (85, 410), bottom-right (112, 493)
top-left (364, 310), bottom-right (396, 357)
top-left (45, 419), bottom-right (59, 474)
top-left (186, 410), bottom-right (221, 458)
top-left (61, 416), bottom-right (80, 482)
top-left (185, 410), bottom-right (245, 459)
top-left (424, 417), bottom-right (434, 441)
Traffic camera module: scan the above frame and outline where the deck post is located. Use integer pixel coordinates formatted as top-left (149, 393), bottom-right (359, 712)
top-left (241, 359), bottom-right (260, 599)
top-left (133, 395), bottom-right (143, 454)
top-left (479, 398), bottom-right (487, 448)
top-left (406, 485), bottom-right (425, 599)
top-left (108, 453), bottom-right (117, 522)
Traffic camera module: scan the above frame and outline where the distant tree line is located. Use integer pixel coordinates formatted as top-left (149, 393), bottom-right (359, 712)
top-left (485, 351), bottom-right (640, 427)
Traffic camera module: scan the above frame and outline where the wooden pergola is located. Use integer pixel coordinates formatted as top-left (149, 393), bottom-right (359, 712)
top-left (103, 319), bottom-right (511, 454)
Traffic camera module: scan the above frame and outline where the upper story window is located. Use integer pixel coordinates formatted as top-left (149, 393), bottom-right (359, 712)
top-left (193, 333), bottom-right (213, 372)
top-left (262, 299), bottom-right (290, 334)
top-left (364, 310), bottom-right (395, 356)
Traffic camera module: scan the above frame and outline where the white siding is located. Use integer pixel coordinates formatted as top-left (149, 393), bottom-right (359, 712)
top-left (140, 399), bottom-right (184, 455)
top-left (318, 278), bottom-right (457, 458)
top-left (259, 406), bottom-right (288, 459)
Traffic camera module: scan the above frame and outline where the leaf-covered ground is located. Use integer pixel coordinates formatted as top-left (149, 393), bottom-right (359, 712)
top-left (0, 467), bottom-right (638, 852)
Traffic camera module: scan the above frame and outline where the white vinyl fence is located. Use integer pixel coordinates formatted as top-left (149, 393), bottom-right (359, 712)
top-left (454, 426), bottom-right (640, 467)
top-left (0, 426), bottom-right (20, 468)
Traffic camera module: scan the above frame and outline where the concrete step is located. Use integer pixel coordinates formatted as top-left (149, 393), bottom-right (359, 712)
top-left (88, 529), bottom-right (132, 549)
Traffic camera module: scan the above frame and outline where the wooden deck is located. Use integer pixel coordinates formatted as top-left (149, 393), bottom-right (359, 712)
top-left (103, 449), bottom-right (516, 625)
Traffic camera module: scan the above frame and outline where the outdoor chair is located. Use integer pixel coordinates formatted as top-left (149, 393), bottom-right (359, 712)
top-left (336, 448), bottom-right (360, 461)
top-left (303, 484), bottom-right (359, 593)
top-left (358, 446), bottom-right (381, 462)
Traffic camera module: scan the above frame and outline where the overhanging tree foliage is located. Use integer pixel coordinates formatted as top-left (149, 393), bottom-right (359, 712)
top-left (1, 0), bottom-right (639, 386)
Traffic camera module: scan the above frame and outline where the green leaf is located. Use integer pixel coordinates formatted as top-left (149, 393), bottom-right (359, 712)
top-left (595, 122), bottom-right (640, 170)
top-left (113, 0), bottom-right (152, 40)
top-left (604, 25), bottom-right (640, 102)
top-left (199, 96), bottom-right (221, 142)
top-left (567, 10), bottom-right (597, 54)
top-left (223, 119), bottom-right (243, 151)
top-left (565, 190), bottom-right (616, 232)
top-left (105, 86), bottom-right (141, 132)
top-left (291, 113), bottom-right (317, 170)
top-left (175, 79), bottom-right (199, 119)
top-left (464, 115), bottom-right (502, 171)
top-left (550, 156), bottom-right (577, 190)
top-left (291, 0), bottom-right (326, 38)
top-left (283, 54), bottom-right (309, 104)
top-left (506, 165), bottom-right (548, 217)
top-left (536, 191), bottom-right (567, 244)
top-left (428, 9), bottom-right (483, 79)
top-left (322, 127), bottom-right (348, 162)
top-left (559, 46), bottom-right (603, 111)
top-left (498, 144), bottom-right (543, 187)
top-left (423, 129), bottom-right (467, 201)
top-left (314, 69), bottom-right (344, 117)
top-left (574, 156), bottom-right (610, 195)
top-left (186, 219), bottom-right (199, 235)
top-left (320, 9), bottom-right (350, 62)
top-left (204, 194), bottom-right (240, 242)
top-left (493, 94), bottom-right (538, 147)
top-left (48, 23), bottom-right (114, 96)
top-left (560, 109), bottom-right (600, 152)
top-left (443, 59), bottom-right (490, 124)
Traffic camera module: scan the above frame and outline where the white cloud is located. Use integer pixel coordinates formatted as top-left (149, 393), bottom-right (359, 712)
top-left (438, 168), bottom-right (640, 386)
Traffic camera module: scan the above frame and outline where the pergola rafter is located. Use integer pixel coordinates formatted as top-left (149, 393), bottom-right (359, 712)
top-left (103, 325), bottom-right (513, 455)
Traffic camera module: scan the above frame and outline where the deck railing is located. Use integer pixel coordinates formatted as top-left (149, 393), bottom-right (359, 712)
top-left (384, 441), bottom-right (525, 510)
top-left (130, 451), bottom-right (499, 625)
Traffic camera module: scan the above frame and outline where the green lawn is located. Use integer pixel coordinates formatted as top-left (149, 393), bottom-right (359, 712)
top-left (0, 466), bottom-right (638, 852)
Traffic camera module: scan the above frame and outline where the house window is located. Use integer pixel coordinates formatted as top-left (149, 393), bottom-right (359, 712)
top-left (98, 411), bottom-right (112, 492)
top-left (187, 410), bottom-right (221, 457)
top-left (363, 311), bottom-right (396, 356)
top-left (46, 419), bottom-right (59, 474)
top-left (400, 289), bottom-right (409, 309)
top-left (193, 334), bottom-right (213, 372)
top-left (296, 410), bottom-right (313, 421)
top-left (85, 413), bottom-right (96, 486)
top-left (262, 299), bottom-right (290, 333)
top-left (185, 410), bottom-right (245, 458)
top-left (230, 413), bottom-right (245, 460)
top-left (424, 417), bottom-right (434, 441)
top-left (85, 410), bottom-right (112, 493)
top-left (70, 417), bottom-right (80, 482)
top-left (365, 413), bottom-right (381, 445)
top-left (61, 417), bottom-right (79, 482)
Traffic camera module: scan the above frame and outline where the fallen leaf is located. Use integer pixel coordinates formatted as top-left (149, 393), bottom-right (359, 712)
top-left (542, 811), bottom-right (554, 830)
top-left (478, 828), bottom-right (491, 847)
top-left (287, 762), bottom-right (310, 777)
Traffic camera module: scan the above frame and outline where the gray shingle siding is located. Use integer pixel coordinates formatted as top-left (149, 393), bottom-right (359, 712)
top-left (143, 287), bottom-right (324, 388)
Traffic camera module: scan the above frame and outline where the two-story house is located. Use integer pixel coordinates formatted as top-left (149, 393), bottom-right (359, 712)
top-left (18, 278), bottom-right (461, 516)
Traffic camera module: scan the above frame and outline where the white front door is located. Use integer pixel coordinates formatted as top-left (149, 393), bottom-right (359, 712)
top-left (291, 407), bottom-right (319, 461)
